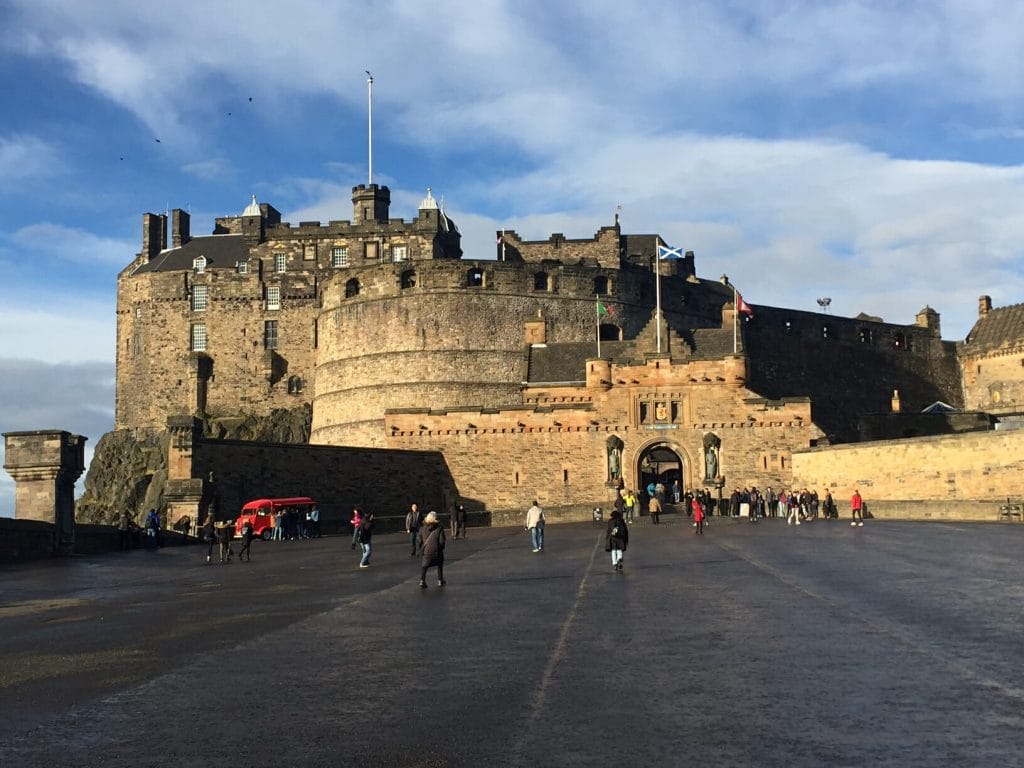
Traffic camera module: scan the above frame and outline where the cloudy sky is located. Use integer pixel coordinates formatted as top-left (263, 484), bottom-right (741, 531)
top-left (2, 0), bottom-right (1023, 516)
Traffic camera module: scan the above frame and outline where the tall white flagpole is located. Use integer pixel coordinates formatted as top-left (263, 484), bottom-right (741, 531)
top-left (366, 71), bottom-right (373, 185)
top-left (596, 295), bottom-right (602, 359)
top-left (655, 248), bottom-right (663, 353)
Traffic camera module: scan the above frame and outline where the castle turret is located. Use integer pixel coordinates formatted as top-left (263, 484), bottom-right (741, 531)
top-left (352, 184), bottom-right (391, 224)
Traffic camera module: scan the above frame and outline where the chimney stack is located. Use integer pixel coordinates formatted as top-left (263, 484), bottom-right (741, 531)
top-left (979, 295), bottom-right (992, 317)
top-left (141, 212), bottom-right (167, 262)
top-left (172, 209), bottom-right (191, 248)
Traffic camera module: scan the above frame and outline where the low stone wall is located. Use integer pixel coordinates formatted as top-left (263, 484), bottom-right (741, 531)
top-left (855, 499), bottom-right (1023, 523)
top-left (793, 429), bottom-right (1024, 504)
top-left (0, 518), bottom-right (193, 563)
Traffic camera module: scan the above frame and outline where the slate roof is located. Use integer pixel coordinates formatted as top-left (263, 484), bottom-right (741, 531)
top-left (133, 235), bottom-right (249, 274)
top-left (963, 303), bottom-right (1024, 354)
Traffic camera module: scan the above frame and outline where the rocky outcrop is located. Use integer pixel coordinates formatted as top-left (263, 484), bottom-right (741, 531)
top-left (76, 405), bottom-right (312, 525)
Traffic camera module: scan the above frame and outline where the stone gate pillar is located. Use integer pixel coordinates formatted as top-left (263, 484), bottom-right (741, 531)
top-left (3, 430), bottom-right (87, 555)
top-left (164, 416), bottom-right (205, 533)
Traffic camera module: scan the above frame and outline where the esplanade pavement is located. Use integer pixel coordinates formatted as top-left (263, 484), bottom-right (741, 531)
top-left (1, 517), bottom-right (1022, 767)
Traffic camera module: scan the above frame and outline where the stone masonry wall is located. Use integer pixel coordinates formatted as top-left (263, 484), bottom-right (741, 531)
top-left (191, 439), bottom-right (457, 528)
top-left (961, 346), bottom-right (1024, 414)
top-left (791, 428), bottom-right (1024, 515)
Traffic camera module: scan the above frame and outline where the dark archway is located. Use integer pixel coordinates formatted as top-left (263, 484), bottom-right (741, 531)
top-left (599, 323), bottom-right (621, 341)
top-left (636, 443), bottom-right (684, 507)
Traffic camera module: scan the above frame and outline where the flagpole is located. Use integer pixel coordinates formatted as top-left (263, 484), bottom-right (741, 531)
top-left (596, 295), bottom-right (602, 358)
top-left (655, 249), bottom-right (663, 353)
top-left (366, 71), bottom-right (373, 185)
top-left (733, 286), bottom-right (738, 355)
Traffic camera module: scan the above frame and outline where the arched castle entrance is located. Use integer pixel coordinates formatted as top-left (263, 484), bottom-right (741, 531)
top-left (634, 440), bottom-right (689, 504)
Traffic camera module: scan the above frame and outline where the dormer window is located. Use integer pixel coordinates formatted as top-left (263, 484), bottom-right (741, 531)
top-left (235, 261), bottom-right (249, 274)
top-left (193, 255), bottom-right (207, 274)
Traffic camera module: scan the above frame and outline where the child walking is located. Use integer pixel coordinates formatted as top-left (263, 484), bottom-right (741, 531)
top-left (605, 508), bottom-right (629, 571)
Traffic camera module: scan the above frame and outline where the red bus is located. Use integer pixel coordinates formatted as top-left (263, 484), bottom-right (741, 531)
top-left (234, 497), bottom-right (317, 540)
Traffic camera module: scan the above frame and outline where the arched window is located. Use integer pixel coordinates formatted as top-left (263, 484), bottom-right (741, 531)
top-left (599, 323), bottom-right (620, 341)
top-left (400, 269), bottom-right (416, 289)
top-left (594, 276), bottom-right (610, 295)
top-left (287, 376), bottom-right (304, 395)
top-left (466, 267), bottom-right (484, 287)
top-left (533, 271), bottom-right (549, 291)
top-left (192, 255), bottom-right (207, 274)
top-left (345, 278), bottom-right (360, 298)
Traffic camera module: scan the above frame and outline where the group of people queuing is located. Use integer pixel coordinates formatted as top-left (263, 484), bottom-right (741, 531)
top-left (269, 506), bottom-right (321, 541)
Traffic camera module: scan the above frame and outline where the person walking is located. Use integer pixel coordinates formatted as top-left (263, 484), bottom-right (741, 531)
top-left (145, 508), bottom-right (161, 549)
top-left (623, 489), bottom-right (637, 523)
top-left (201, 516), bottom-right (216, 564)
top-left (787, 492), bottom-right (801, 525)
top-left (272, 511), bottom-right (283, 541)
top-left (238, 521), bottom-right (253, 562)
top-left (215, 520), bottom-right (233, 563)
top-left (451, 502), bottom-right (467, 540)
top-left (648, 493), bottom-right (661, 524)
top-left (851, 489), bottom-right (864, 527)
top-left (405, 503), bottom-right (422, 556)
top-left (118, 509), bottom-right (134, 551)
top-left (357, 512), bottom-right (374, 568)
top-left (672, 480), bottom-right (681, 504)
top-left (692, 496), bottom-right (705, 535)
top-left (525, 500), bottom-right (545, 553)
top-left (605, 507), bottom-right (629, 571)
top-left (350, 507), bottom-right (363, 550)
top-left (417, 511), bottom-right (446, 588)
top-left (309, 505), bottom-right (321, 538)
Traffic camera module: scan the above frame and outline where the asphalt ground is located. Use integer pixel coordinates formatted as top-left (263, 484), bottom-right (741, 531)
top-left (1, 516), bottom-right (1023, 767)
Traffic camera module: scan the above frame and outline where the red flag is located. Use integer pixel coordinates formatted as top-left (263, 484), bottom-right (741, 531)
top-left (736, 292), bottom-right (754, 317)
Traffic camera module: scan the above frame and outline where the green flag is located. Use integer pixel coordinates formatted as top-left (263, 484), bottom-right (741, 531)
top-left (597, 300), bottom-right (610, 317)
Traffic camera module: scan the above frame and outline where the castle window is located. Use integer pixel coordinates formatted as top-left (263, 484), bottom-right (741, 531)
top-left (263, 320), bottom-right (278, 350)
top-left (274, 253), bottom-right (286, 273)
top-left (400, 269), bottom-right (416, 289)
top-left (303, 244), bottom-right (316, 261)
top-left (594, 276), bottom-right (611, 295)
top-left (466, 267), bottom-right (484, 287)
top-left (859, 328), bottom-right (874, 344)
top-left (331, 247), bottom-right (349, 268)
top-left (191, 284), bottom-right (208, 312)
top-left (345, 278), bottom-right (360, 298)
top-left (391, 244), bottom-right (408, 262)
top-left (190, 323), bottom-right (207, 351)
top-left (365, 242), bottom-right (379, 261)
top-left (533, 271), bottom-right (550, 291)
top-left (133, 330), bottom-right (142, 357)
top-left (893, 333), bottom-right (906, 349)
top-left (193, 256), bottom-right (207, 274)
top-left (822, 324), bottom-right (830, 339)
top-left (235, 260), bottom-right (249, 274)
top-left (266, 285), bottom-right (281, 311)
top-left (287, 375), bottom-right (303, 394)
top-left (784, 320), bottom-right (793, 334)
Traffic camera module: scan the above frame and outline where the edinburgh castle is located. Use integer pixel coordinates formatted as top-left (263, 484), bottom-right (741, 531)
top-left (9, 178), bottom-right (1024, 532)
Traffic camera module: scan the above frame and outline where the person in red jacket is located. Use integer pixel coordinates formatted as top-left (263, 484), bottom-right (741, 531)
top-left (691, 496), bottom-right (705, 535)
top-left (851, 489), bottom-right (864, 527)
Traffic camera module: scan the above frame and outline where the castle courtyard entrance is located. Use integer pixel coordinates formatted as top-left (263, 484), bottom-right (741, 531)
top-left (637, 443), bottom-right (684, 505)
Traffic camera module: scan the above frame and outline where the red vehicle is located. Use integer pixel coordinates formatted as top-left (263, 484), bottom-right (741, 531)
top-left (234, 497), bottom-right (317, 541)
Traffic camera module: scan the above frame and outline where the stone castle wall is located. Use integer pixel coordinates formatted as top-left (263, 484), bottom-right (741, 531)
top-left (961, 345), bottom-right (1024, 414)
top-left (310, 260), bottom-right (716, 445)
top-left (745, 306), bottom-right (962, 442)
top-left (191, 439), bottom-right (457, 527)
top-left (792, 428), bottom-right (1024, 517)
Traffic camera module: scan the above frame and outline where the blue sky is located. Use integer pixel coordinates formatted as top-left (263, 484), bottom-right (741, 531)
top-left (2, 0), bottom-right (1024, 516)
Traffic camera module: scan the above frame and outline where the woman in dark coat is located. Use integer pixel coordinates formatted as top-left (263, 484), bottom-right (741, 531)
top-left (417, 511), bottom-right (446, 588)
top-left (605, 508), bottom-right (629, 572)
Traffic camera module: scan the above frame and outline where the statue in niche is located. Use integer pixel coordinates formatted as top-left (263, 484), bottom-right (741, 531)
top-left (705, 445), bottom-right (718, 481)
top-left (702, 432), bottom-right (721, 482)
top-left (606, 435), bottom-right (624, 482)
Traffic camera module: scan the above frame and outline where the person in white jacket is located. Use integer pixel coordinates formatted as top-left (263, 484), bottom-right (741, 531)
top-left (525, 501), bottom-right (545, 552)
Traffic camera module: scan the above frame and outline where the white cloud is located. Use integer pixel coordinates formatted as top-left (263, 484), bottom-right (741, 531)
top-left (0, 302), bottom-right (116, 364)
top-left (182, 158), bottom-right (237, 182)
top-left (0, 134), bottom-right (61, 182)
top-left (10, 223), bottom-right (133, 267)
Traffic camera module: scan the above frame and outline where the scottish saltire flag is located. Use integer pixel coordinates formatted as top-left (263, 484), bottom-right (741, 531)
top-left (657, 244), bottom-right (684, 260)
